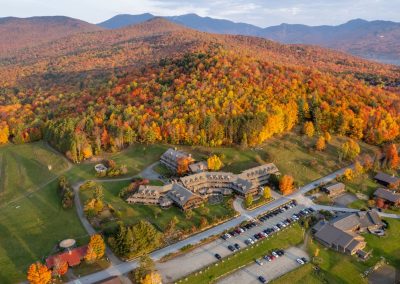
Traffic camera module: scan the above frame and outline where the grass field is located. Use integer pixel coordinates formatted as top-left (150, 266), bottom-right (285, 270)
top-left (65, 144), bottom-right (168, 183)
top-left (180, 224), bottom-right (304, 284)
top-left (0, 180), bottom-right (88, 283)
top-left (0, 141), bottom-right (70, 203)
top-left (80, 180), bottom-right (236, 232)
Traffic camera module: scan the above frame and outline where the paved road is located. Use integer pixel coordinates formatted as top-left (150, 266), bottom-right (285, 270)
top-left (69, 162), bottom-right (400, 284)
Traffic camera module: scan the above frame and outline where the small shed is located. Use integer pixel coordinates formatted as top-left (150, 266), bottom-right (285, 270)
top-left (322, 182), bottom-right (345, 197)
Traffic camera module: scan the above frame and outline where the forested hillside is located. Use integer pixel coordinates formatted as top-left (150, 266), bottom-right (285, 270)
top-left (0, 16), bottom-right (102, 56)
top-left (0, 18), bottom-right (399, 162)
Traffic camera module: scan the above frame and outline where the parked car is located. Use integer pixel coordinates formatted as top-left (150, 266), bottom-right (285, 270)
top-left (301, 257), bottom-right (308, 263)
top-left (296, 258), bottom-right (305, 265)
top-left (228, 245), bottom-right (235, 252)
top-left (215, 253), bottom-right (222, 260)
top-left (258, 276), bottom-right (267, 283)
top-left (234, 243), bottom-right (240, 250)
top-left (255, 259), bottom-right (264, 266)
top-left (272, 251), bottom-right (279, 258)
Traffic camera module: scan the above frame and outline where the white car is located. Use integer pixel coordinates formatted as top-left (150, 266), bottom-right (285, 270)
top-left (296, 258), bottom-right (305, 265)
top-left (272, 251), bottom-right (279, 258)
top-left (225, 233), bottom-right (231, 239)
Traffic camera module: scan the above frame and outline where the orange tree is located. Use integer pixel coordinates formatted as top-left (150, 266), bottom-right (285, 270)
top-left (53, 257), bottom-right (68, 277)
top-left (27, 262), bottom-right (52, 284)
top-left (386, 143), bottom-right (399, 169)
top-left (315, 136), bottom-right (326, 151)
top-left (279, 175), bottom-right (294, 195)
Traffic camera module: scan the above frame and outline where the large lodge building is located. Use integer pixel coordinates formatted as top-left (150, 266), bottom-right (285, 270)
top-left (126, 148), bottom-right (280, 211)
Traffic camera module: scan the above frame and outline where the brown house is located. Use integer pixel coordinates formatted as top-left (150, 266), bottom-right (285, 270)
top-left (313, 210), bottom-right (383, 256)
top-left (322, 182), bottom-right (345, 197)
top-left (374, 172), bottom-right (400, 188)
top-left (166, 183), bottom-right (204, 211)
top-left (374, 188), bottom-right (400, 207)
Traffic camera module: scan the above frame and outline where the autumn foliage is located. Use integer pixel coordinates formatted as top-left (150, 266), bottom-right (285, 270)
top-left (27, 262), bottom-right (52, 284)
top-left (1, 20), bottom-right (400, 162)
top-left (315, 136), bottom-right (326, 151)
top-left (207, 155), bottom-right (223, 171)
top-left (52, 257), bottom-right (68, 277)
top-left (142, 272), bottom-right (162, 284)
top-left (85, 234), bottom-right (106, 262)
top-left (279, 175), bottom-right (294, 195)
top-left (386, 144), bottom-right (399, 169)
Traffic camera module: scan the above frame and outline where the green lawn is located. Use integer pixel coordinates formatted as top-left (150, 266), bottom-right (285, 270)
top-left (80, 180), bottom-right (236, 232)
top-left (180, 224), bottom-right (304, 284)
top-left (65, 144), bottom-right (168, 184)
top-left (0, 180), bottom-right (87, 283)
top-left (0, 141), bottom-right (69, 203)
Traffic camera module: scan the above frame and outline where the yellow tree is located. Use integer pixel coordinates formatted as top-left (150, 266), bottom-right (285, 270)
top-left (142, 272), bottom-right (162, 284)
top-left (354, 160), bottom-right (364, 176)
top-left (303, 121), bottom-right (315, 137)
top-left (263, 186), bottom-right (272, 199)
top-left (324, 132), bottom-right (332, 143)
top-left (343, 168), bottom-right (353, 181)
top-left (279, 175), bottom-right (294, 195)
top-left (315, 136), bottom-right (326, 151)
top-left (85, 234), bottom-right (106, 262)
top-left (27, 262), bottom-right (52, 284)
top-left (207, 155), bottom-right (223, 171)
top-left (0, 122), bottom-right (9, 144)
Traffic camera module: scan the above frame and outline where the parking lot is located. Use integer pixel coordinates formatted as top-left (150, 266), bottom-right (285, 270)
top-left (157, 202), bottom-right (308, 283)
top-left (218, 246), bottom-right (308, 284)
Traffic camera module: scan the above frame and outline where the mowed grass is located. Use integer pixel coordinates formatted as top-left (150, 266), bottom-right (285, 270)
top-left (80, 180), bottom-right (236, 232)
top-left (0, 180), bottom-right (87, 283)
top-left (180, 224), bottom-right (304, 284)
top-left (65, 144), bottom-right (168, 184)
top-left (0, 141), bottom-right (69, 203)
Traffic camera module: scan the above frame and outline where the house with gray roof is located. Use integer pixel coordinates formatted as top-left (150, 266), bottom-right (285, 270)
top-left (166, 183), bottom-right (203, 211)
top-left (374, 188), bottom-right (400, 207)
top-left (374, 172), bottom-right (400, 188)
top-left (322, 182), bottom-right (345, 197)
top-left (314, 223), bottom-right (366, 255)
top-left (313, 210), bottom-right (383, 256)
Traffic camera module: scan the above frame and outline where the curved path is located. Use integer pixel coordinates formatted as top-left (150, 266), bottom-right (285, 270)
top-left (71, 161), bottom-right (162, 269)
top-left (69, 162), bottom-right (400, 283)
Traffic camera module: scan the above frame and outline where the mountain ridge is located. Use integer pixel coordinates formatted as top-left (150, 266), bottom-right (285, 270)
top-left (96, 14), bottom-right (400, 64)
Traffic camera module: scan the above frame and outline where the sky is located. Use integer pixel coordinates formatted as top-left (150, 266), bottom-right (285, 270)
top-left (1, 0), bottom-right (400, 27)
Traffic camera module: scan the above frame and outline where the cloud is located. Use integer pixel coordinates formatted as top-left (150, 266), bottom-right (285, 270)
top-left (0, 0), bottom-right (399, 26)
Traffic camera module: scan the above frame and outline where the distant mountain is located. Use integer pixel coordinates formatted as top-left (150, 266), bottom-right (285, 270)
top-left (97, 13), bottom-right (154, 29)
top-left (260, 19), bottom-right (400, 64)
top-left (97, 14), bottom-right (400, 64)
top-left (98, 13), bottom-right (260, 35)
top-left (0, 16), bottom-right (103, 55)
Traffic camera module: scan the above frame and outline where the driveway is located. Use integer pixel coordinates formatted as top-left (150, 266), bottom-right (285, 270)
top-left (218, 247), bottom-right (309, 284)
top-left (334, 193), bottom-right (358, 207)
